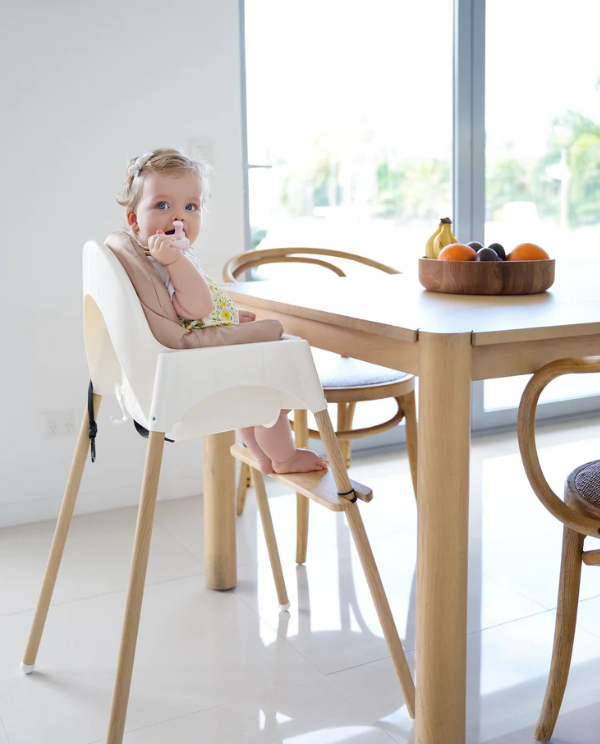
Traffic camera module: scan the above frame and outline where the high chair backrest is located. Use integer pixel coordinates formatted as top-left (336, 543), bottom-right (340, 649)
top-left (83, 240), bottom-right (328, 440)
top-left (83, 240), bottom-right (169, 417)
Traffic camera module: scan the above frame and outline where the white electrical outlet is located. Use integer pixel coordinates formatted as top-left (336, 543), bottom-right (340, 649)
top-left (42, 409), bottom-right (81, 438)
top-left (63, 410), bottom-right (78, 436)
top-left (43, 412), bottom-right (60, 438)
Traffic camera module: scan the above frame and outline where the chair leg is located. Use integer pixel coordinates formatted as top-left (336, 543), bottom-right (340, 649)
top-left (106, 431), bottom-right (165, 744)
top-left (345, 502), bottom-right (416, 718)
top-left (251, 467), bottom-right (290, 610)
top-left (535, 526), bottom-right (585, 742)
top-left (313, 409), bottom-right (416, 719)
top-left (339, 401), bottom-right (356, 469)
top-left (337, 403), bottom-right (347, 461)
top-left (21, 395), bottom-right (102, 673)
top-left (400, 391), bottom-right (418, 499)
top-left (295, 409), bottom-right (310, 565)
top-left (236, 460), bottom-right (251, 516)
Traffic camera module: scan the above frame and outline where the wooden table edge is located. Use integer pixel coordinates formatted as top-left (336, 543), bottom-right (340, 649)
top-left (228, 289), bottom-right (418, 344)
top-left (472, 322), bottom-right (600, 346)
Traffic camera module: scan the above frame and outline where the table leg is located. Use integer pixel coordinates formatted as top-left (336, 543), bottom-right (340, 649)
top-left (416, 332), bottom-right (472, 744)
top-left (203, 431), bottom-right (237, 590)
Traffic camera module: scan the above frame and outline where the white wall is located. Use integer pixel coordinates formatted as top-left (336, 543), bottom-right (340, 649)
top-left (0, 0), bottom-right (245, 526)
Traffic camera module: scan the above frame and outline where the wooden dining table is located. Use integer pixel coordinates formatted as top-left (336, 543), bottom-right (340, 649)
top-left (201, 260), bottom-right (600, 744)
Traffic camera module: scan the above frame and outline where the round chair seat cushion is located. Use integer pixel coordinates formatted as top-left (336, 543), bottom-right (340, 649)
top-left (574, 460), bottom-right (600, 509)
top-left (310, 348), bottom-right (411, 390)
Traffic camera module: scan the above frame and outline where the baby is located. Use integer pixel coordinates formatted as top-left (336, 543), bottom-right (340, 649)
top-left (117, 148), bottom-right (328, 475)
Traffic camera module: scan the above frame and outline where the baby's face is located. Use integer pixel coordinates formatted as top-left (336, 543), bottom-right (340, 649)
top-left (128, 172), bottom-right (202, 246)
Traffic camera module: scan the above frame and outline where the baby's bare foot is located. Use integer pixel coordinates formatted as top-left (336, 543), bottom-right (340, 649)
top-left (271, 448), bottom-right (328, 474)
top-left (256, 458), bottom-right (274, 475)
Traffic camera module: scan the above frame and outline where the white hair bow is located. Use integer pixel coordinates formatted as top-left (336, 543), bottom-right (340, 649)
top-left (128, 151), bottom-right (155, 177)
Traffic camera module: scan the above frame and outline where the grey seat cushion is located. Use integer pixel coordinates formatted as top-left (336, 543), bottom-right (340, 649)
top-left (310, 348), bottom-right (410, 389)
top-left (575, 460), bottom-right (600, 508)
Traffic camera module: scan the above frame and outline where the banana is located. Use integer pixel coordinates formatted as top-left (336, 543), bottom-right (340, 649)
top-left (432, 218), bottom-right (458, 258)
top-left (425, 221), bottom-right (443, 259)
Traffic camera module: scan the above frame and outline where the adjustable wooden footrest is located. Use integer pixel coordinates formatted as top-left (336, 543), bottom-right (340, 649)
top-left (230, 443), bottom-right (372, 511)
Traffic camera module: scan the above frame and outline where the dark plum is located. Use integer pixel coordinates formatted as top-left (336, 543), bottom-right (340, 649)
top-left (467, 241), bottom-right (484, 252)
top-left (475, 247), bottom-right (501, 262)
top-left (487, 242), bottom-right (506, 260)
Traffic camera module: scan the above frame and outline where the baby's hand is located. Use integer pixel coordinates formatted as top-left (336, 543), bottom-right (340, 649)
top-left (148, 231), bottom-right (184, 266)
top-left (238, 309), bottom-right (256, 323)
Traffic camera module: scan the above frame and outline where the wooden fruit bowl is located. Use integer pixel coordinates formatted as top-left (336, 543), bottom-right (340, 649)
top-left (418, 257), bottom-right (555, 295)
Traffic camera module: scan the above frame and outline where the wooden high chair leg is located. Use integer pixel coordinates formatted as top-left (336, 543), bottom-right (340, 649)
top-left (106, 431), bottom-right (165, 744)
top-left (250, 467), bottom-right (290, 609)
top-left (535, 526), bottom-right (584, 742)
top-left (314, 409), bottom-right (416, 719)
top-left (236, 461), bottom-right (251, 516)
top-left (21, 395), bottom-right (102, 673)
top-left (345, 501), bottom-right (415, 717)
top-left (295, 409), bottom-right (310, 565)
top-left (400, 391), bottom-right (418, 499)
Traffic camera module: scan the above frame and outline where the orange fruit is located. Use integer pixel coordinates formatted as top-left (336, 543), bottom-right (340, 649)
top-left (507, 243), bottom-right (549, 261)
top-left (438, 243), bottom-right (477, 261)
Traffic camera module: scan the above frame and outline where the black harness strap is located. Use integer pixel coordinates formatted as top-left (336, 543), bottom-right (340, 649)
top-left (88, 380), bottom-right (98, 463)
top-left (87, 381), bottom-right (175, 460)
top-left (337, 488), bottom-right (358, 503)
top-left (133, 420), bottom-right (175, 443)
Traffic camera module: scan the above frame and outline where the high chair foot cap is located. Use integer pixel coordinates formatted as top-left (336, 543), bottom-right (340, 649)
top-left (20, 662), bottom-right (35, 675)
top-left (279, 602), bottom-right (291, 611)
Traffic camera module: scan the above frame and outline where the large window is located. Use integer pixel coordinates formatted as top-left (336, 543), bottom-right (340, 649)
top-left (485, 1), bottom-right (600, 263)
top-left (244, 0), bottom-right (453, 271)
top-left (481, 0), bottom-right (600, 424)
top-left (243, 0), bottom-right (600, 435)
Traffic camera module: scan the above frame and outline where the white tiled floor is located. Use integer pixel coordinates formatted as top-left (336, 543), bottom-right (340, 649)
top-left (1, 416), bottom-right (600, 743)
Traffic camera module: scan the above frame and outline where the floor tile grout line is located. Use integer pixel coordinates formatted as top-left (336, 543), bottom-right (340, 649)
top-left (480, 571), bottom-right (552, 612)
top-left (481, 569), bottom-right (600, 615)
top-left (573, 596), bottom-right (600, 640)
top-left (322, 662), bottom-right (414, 738)
top-left (375, 722), bottom-right (407, 743)
top-left (152, 513), bottom-right (210, 566)
top-left (467, 604), bottom-right (556, 637)
top-left (479, 570), bottom-right (558, 612)
top-left (84, 698), bottom-right (239, 744)
top-left (466, 607), bottom-right (553, 638)
top-left (0, 712), bottom-right (10, 744)
top-left (153, 506), bottom-right (298, 572)
top-left (232, 591), bottom-right (330, 678)
top-left (325, 652), bottom-right (396, 677)
top-left (0, 569), bottom-right (207, 620)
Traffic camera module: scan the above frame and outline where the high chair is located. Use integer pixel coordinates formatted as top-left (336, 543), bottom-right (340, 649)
top-left (223, 247), bottom-right (418, 564)
top-left (518, 356), bottom-right (600, 742)
top-left (20, 241), bottom-right (415, 744)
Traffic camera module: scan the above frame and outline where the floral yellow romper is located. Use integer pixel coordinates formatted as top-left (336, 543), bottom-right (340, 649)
top-left (143, 246), bottom-right (239, 329)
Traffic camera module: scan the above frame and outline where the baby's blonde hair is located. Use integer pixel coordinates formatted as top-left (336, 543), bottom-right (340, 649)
top-left (117, 147), bottom-right (212, 214)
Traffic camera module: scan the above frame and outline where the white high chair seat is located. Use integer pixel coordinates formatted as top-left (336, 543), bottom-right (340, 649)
top-left (83, 241), bottom-right (328, 438)
top-left (21, 240), bottom-right (415, 744)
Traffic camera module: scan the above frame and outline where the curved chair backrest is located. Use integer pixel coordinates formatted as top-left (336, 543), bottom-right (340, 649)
top-left (517, 356), bottom-right (600, 537)
top-left (83, 240), bottom-right (169, 418)
top-left (223, 247), bottom-right (401, 283)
